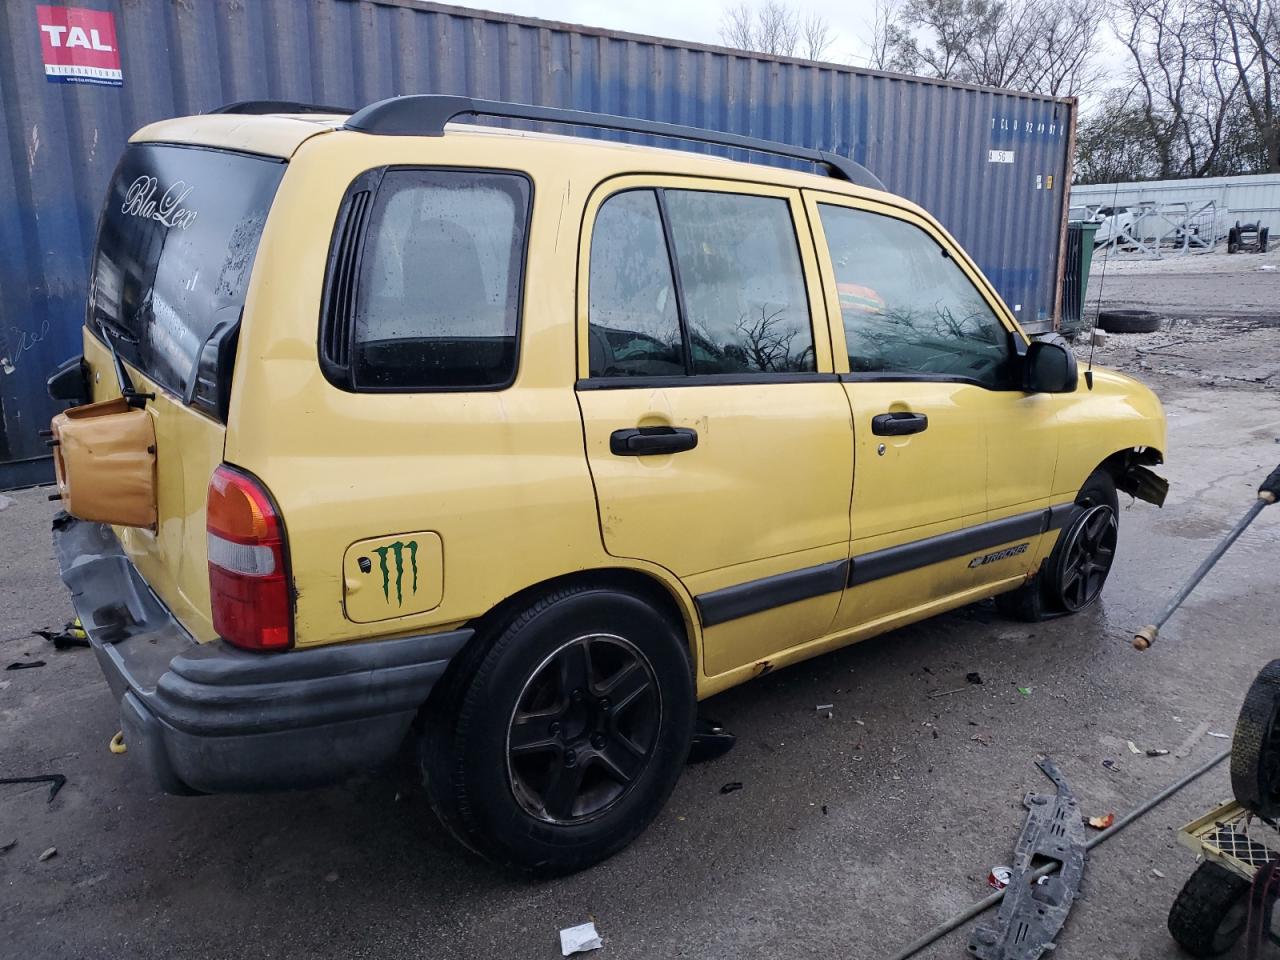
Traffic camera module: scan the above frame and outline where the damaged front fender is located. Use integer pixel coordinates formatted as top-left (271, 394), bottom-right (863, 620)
top-left (1115, 450), bottom-right (1169, 507)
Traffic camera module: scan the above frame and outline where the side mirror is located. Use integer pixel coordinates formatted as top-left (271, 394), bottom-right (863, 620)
top-left (1023, 340), bottom-right (1078, 393)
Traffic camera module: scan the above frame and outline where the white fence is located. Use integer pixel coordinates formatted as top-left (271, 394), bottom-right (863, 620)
top-left (1072, 173), bottom-right (1280, 233)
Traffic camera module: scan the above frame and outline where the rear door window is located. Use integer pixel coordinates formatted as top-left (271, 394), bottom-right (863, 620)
top-left (89, 143), bottom-right (285, 401)
top-left (347, 169), bottom-right (531, 390)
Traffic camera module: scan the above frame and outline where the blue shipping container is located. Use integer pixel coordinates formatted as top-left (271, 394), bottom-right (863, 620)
top-left (0, 0), bottom-right (1075, 488)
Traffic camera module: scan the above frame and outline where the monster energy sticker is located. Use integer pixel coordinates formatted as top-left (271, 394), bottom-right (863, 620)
top-left (371, 540), bottom-right (419, 606)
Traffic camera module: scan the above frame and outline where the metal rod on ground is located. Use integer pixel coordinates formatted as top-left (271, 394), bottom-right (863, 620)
top-left (884, 748), bottom-right (1230, 960)
top-left (1134, 462), bottom-right (1280, 651)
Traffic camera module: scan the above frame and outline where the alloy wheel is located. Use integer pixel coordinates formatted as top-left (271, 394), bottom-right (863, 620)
top-left (506, 633), bottom-right (661, 824)
top-left (1057, 504), bottom-right (1118, 612)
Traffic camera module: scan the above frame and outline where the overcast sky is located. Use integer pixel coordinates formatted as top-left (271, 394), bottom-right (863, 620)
top-left (474, 1), bottom-right (886, 67)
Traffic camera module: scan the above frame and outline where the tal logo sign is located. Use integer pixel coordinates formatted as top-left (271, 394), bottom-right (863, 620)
top-left (36, 5), bottom-right (122, 87)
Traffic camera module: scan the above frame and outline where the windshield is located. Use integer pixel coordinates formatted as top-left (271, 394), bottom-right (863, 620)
top-left (88, 143), bottom-right (285, 399)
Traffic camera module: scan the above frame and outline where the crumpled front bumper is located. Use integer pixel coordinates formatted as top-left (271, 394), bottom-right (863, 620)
top-left (53, 514), bottom-right (471, 795)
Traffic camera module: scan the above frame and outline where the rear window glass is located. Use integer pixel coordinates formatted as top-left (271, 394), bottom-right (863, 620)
top-left (88, 143), bottom-right (284, 397)
top-left (350, 169), bottom-right (530, 390)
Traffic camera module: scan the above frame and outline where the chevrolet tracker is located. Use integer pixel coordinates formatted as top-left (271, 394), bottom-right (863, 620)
top-left (47, 95), bottom-right (1168, 872)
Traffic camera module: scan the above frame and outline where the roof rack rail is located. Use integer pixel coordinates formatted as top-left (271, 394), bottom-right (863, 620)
top-left (210, 99), bottom-right (355, 116)
top-left (343, 95), bottom-right (885, 191)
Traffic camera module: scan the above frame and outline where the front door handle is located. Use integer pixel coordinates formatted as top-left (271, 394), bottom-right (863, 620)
top-left (872, 412), bottom-right (928, 436)
top-left (610, 426), bottom-right (699, 456)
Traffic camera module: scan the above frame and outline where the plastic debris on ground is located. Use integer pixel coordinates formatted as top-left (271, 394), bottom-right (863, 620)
top-left (5, 660), bottom-right (46, 671)
top-left (987, 865), bottom-right (1013, 890)
top-left (1126, 740), bottom-right (1142, 754)
top-left (1017, 687), bottom-right (1032, 697)
top-left (1207, 731), bottom-right (1231, 739)
top-left (37, 847), bottom-right (56, 862)
top-left (966, 672), bottom-right (983, 685)
top-left (1102, 759), bottom-right (1119, 772)
top-left (1087, 813), bottom-right (1115, 829)
top-left (719, 782), bottom-right (743, 795)
top-left (34, 619), bottom-right (90, 650)
top-left (559, 922), bottom-right (603, 956)
top-left (1147, 748), bottom-right (1170, 757)
top-left (1152, 868), bottom-right (1166, 878)
top-left (0, 840), bottom-right (15, 855)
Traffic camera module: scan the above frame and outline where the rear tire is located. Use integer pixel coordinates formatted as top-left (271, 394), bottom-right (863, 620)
top-left (1231, 660), bottom-right (1280, 817)
top-left (1167, 861), bottom-right (1250, 957)
top-left (420, 585), bottom-right (695, 873)
top-left (996, 469), bottom-right (1119, 622)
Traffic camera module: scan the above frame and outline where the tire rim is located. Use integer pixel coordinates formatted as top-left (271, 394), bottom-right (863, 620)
top-left (505, 633), bottom-right (661, 824)
top-left (1057, 504), bottom-right (1118, 612)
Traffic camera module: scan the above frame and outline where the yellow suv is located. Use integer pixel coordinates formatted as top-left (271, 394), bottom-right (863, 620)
top-left (48, 96), bottom-right (1167, 872)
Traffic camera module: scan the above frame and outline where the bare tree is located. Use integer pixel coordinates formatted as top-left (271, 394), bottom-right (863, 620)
top-left (801, 12), bottom-right (834, 60)
top-left (719, 3), bottom-right (834, 60)
top-left (1212, 0), bottom-right (1280, 172)
top-left (869, 0), bottom-right (1104, 96)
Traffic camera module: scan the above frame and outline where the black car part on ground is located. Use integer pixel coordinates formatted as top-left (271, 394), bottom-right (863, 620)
top-left (1227, 221), bottom-right (1270, 254)
top-left (1134, 461), bottom-right (1280, 650)
top-left (886, 748), bottom-right (1230, 960)
top-left (968, 757), bottom-right (1087, 960)
top-left (0, 774), bottom-right (67, 804)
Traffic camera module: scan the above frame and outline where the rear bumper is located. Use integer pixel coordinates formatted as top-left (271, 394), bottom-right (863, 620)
top-left (53, 514), bottom-right (471, 795)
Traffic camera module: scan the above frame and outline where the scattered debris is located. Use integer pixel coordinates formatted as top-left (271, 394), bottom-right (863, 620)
top-left (37, 847), bottom-right (57, 862)
top-left (821, 804), bottom-right (828, 815)
top-left (929, 686), bottom-right (972, 699)
top-left (0, 774), bottom-right (67, 803)
top-left (0, 839), bottom-right (15, 855)
top-left (0, 494), bottom-right (11, 511)
top-left (966, 672), bottom-right (984, 685)
top-left (1102, 759), bottom-right (1119, 772)
top-left (34, 619), bottom-right (90, 650)
top-left (971, 735), bottom-right (993, 746)
top-left (969, 757), bottom-right (1087, 960)
top-left (854, 719), bottom-right (865, 726)
top-left (1207, 731), bottom-right (1231, 739)
top-left (1090, 329), bottom-right (1109, 348)
top-left (987, 865), bottom-right (1013, 890)
top-left (1173, 716), bottom-right (1182, 723)
top-left (815, 703), bottom-right (834, 712)
top-left (1259, 264), bottom-right (1277, 272)
top-left (108, 732), bottom-right (127, 755)
top-left (559, 922), bottom-right (603, 956)
top-left (1152, 868), bottom-right (1166, 878)
top-left (1127, 740), bottom-right (1143, 755)
top-left (719, 782), bottom-right (743, 795)
top-left (1017, 687), bottom-right (1032, 697)
top-left (1146, 748), bottom-right (1170, 757)
top-left (324, 871), bottom-right (339, 883)
top-left (1174, 720), bottom-right (1213, 759)
top-left (1087, 813), bottom-right (1115, 830)
top-left (687, 717), bottom-right (736, 763)
top-left (5, 660), bottom-right (46, 671)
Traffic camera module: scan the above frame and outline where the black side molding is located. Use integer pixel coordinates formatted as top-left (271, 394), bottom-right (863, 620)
top-left (849, 504), bottom-right (1073, 587)
top-left (696, 559), bottom-right (848, 628)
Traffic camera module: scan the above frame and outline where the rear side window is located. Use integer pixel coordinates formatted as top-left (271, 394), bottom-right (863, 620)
top-left (587, 191), bottom-right (683, 378)
top-left (88, 144), bottom-right (284, 404)
top-left (817, 204), bottom-right (1014, 388)
top-left (337, 169), bottom-right (530, 391)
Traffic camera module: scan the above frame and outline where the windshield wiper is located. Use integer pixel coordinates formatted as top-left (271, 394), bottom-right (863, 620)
top-left (95, 319), bottom-right (152, 409)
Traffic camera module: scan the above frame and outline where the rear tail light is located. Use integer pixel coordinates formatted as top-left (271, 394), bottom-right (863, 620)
top-left (207, 465), bottom-right (292, 651)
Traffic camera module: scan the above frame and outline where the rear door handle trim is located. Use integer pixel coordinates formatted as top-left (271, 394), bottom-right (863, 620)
top-left (610, 426), bottom-right (699, 456)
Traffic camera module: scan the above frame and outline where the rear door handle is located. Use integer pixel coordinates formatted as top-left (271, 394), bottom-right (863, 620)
top-left (872, 412), bottom-right (928, 436)
top-left (610, 426), bottom-right (699, 456)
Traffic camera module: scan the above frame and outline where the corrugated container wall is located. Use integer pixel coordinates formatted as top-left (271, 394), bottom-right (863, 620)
top-left (0, 0), bottom-right (1075, 488)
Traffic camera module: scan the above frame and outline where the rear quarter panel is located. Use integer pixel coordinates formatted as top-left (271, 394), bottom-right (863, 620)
top-left (224, 133), bottom-right (685, 650)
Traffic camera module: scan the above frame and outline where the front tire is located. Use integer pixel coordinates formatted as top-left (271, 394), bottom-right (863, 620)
top-left (996, 469), bottom-right (1119, 622)
top-left (420, 585), bottom-right (695, 872)
top-left (1231, 660), bottom-right (1280, 817)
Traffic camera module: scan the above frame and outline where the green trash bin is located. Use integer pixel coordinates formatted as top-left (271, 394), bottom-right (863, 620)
top-left (1060, 221), bottom-right (1098, 335)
